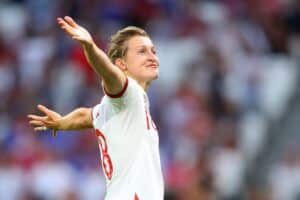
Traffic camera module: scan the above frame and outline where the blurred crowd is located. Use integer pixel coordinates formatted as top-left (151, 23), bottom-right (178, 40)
top-left (0, 0), bottom-right (299, 199)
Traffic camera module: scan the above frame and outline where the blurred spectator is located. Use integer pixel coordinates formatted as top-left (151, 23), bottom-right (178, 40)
top-left (269, 149), bottom-right (300, 200)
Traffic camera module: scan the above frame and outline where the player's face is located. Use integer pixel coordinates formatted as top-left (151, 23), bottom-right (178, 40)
top-left (123, 36), bottom-right (159, 83)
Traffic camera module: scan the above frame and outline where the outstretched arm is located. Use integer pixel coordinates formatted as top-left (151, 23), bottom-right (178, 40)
top-left (28, 104), bottom-right (93, 136)
top-left (57, 16), bottom-right (126, 95)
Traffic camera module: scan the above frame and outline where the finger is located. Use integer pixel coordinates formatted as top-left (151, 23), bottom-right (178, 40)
top-left (37, 105), bottom-right (59, 118)
top-left (38, 105), bottom-right (62, 118)
top-left (57, 18), bottom-right (68, 27)
top-left (64, 16), bottom-right (78, 28)
top-left (57, 17), bottom-right (64, 23)
top-left (34, 126), bottom-right (48, 132)
top-left (29, 120), bottom-right (45, 127)
top-left (57, 18), bottom-right (76, 36)
top-left (37, 104), bottom-right (52, 115)
top-left (27, 114), bottom-right (47, 121)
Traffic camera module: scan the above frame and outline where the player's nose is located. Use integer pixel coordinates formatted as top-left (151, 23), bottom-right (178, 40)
top-left (147, 51), bottom-right (158, 63)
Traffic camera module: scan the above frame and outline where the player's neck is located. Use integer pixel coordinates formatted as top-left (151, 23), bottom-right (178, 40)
top-left (126, 74), bottom-right (151, 91)
top-left (138, 81), bottom-right (151, 92)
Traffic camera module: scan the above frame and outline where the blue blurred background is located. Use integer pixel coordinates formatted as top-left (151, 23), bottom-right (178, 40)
top-left (0, 0), bottom-right (299, 199)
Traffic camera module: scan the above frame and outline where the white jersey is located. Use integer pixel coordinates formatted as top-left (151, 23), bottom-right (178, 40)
top-left (92, 77), bottom-right (164, 200)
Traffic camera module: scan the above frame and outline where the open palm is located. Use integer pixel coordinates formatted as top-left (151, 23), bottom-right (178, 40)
top-left (57, 16), bottom-right (93, 46)
top-left (28, 105), bottom-right (62, 136)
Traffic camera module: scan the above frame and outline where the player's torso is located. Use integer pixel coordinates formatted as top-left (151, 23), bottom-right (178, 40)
top-left (93, 81), bottom-right (163, 200)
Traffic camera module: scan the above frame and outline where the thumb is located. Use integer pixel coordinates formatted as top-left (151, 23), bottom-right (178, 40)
top-left (37, 104), bottom-right (51, 115)
top-left (38, 104), bottom-right (61, 118)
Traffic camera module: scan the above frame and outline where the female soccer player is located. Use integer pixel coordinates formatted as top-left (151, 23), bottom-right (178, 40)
top-left (28, 16), bottom-right (164, 200)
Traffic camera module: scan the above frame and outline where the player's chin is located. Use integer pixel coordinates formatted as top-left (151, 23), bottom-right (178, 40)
top-left (152, 73), bottom-right (159, 80)
top-left (148, 70), bottom-right (159, 80)
top-left (143, 68), bottom-right (159, 81)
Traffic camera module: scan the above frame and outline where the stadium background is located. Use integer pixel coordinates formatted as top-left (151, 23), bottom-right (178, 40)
top-left (0, 0), bottom-right (299, 199)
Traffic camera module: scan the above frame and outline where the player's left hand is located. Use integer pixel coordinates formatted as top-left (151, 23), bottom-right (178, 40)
top-left (57, 16), bottom-right (94, 47)
top-left (28, 104), bottom-right (62, 136)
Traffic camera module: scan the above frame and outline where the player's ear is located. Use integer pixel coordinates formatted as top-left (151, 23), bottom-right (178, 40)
top-left (115, 58), bottom-right (127, 71)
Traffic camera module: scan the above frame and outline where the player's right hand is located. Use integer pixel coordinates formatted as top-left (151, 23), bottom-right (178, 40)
top-left (28, 104), bottom-right (62, 136)
top-left (57, 16), bottom-right (94, 47)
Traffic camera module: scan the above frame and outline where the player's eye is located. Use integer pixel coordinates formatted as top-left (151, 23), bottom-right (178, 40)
top-left (138, 48), bottom-right (146, 54)
top-left (152, 49), bottom-right (157, 55)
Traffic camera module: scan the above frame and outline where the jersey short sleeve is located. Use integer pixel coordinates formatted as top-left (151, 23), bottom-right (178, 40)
top-left (92, 77), bottom-right (143, 128)
top-left (104, 77), bottom-right (142, 110)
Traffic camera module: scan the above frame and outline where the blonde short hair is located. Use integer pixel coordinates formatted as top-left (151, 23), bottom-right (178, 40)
top-left (108, 26), bottom-right (149, 64)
